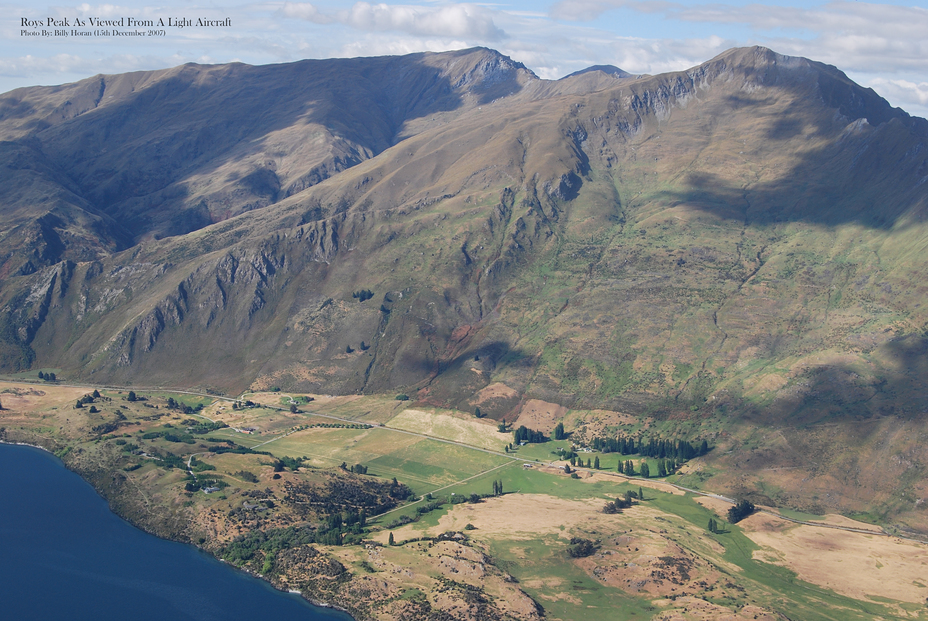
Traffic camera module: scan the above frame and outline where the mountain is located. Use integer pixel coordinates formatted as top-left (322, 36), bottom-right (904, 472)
top-left (0, 48), bottom-right (536, 276)
top-left (562, 64), bottom-right (635, 79)
top-left (2, 45), bottom-right (927, 416)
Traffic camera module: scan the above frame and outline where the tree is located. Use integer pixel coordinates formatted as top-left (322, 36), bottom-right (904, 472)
top-left (708, 518), bottom-right (717, 533)
top-left (289, 403), bottom-right (297, 413)
top-left (474, 406), bottom-right (483, 418)
top-left (388, 532), bottom-right (395, 546)
top-left (640, 461), bottom-right (650, 478)
top-left (75, 400), bottom-right (83, 409)
top-left (553, 422), bottom-right (565, 440)
top-left (38, 371), bottom-right (45, 380)
top-left (127, 391), bottom-right (137, 402)
top-left (513, 425), bottom-right (548, 444)
top-left (88, 405), bottom-right (99, 414)
top-left (594, 456), bottom-right (600, 470)
top-left (727, 499), bottom-right (755, 524)
top-left (92, 389), bottom-right (101, 398)
top-left (639, 486), bottom-right (644, 501)
top-left (48, 372), bottom-right (55, 381)
top-left (345, 345), bottom-right (354, 353)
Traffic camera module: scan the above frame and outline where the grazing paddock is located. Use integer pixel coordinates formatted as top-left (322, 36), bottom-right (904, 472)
top-left (385, 408), bottom-right (507, 451)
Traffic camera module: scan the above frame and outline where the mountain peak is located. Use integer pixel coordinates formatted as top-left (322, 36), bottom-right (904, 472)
top-left (697, 46), bottom-right (912, 128)
top-left (561, 64), bottom-right (634, 80)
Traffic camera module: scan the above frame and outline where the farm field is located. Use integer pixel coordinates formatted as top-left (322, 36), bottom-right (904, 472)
top-left (1, 381), bottom-right (926, 621)
top-left (384, 408), bottom-right (507, 452)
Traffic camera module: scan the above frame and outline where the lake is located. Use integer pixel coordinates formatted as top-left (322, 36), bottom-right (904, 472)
top-left (0, 443), bottom-right (352, 621)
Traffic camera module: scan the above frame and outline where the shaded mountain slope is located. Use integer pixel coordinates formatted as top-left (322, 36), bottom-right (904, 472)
top-left (0, 48), bottom-right (536, 277)
top-left (2, 46), bottom-right (927, 426)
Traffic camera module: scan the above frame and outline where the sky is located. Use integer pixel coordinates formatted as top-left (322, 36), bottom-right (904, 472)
top-left (3, 0), bottom-right (927, 118)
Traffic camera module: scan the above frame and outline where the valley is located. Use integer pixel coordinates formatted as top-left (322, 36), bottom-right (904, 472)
top-left (1, 378), bottom-right (925, 620)
top-left (1, 43), bottom-right (927, 619)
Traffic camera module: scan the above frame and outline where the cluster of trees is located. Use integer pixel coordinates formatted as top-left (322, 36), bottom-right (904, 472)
top-left (149, 450), bottom-right (188, 470)
top-left (221, 507), bottom-right (368, 565)
top-left (566, 537), bottom-right (597, 558)
top-left (272, 455), bottom-right (308, 471)
top-left (189, 457), bottom-right (215, 473)
top-left (142, 428), bottom-right (196, 444)
top-left (209, 441), bottom-right (271, 456)
top-left (415, 500), bottom-right (444, 516)
top-left (491, 480), bottom-right (504, 496)
top-left (184, 477), bottom-right (228, 492)
top-left (340, 462), bottom-right (368, 474)
top-left (553, 422), bottom-right (566, 440)
top-left (619, 459), bottom-right (636, 476)
top-left (616, 456), bottom-right (684, 478)
top-left (37, 371), bottom-right (57, 381)
top-left (568, 455), bottom-right (602, 469)
top-left (75, 390), bottom-right (108, 410)
top-left (352, 289), bottom-right (374, 302)
top-left (513, 425), bottom-right (548, 444)
top-left (234, 470), bottom-right (260, 483)
top-left (602, 488), bottom-right (645, 513)
top-left (727, 500), bottom-right (756, 524)
top-left (389, 477), bottom-right (412, 500)
top-left (166, 397), bottom-right (204, 415)
top-left (591, 435), bottom-right (710, 460)
top-left (707, 517), bottom-right (727, 533)
top-left (181, 419), bottom-right (228, 434)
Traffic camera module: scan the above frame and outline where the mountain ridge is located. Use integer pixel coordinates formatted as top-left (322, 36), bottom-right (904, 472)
top-left (2, 45), bottom-right (926, 408)
top-left (4, 45), bottom-right (928, 530)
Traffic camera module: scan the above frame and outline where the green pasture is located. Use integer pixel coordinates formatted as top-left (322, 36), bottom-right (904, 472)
top-left (245, 426), bottom-right (511, 494)
top-left (490, 535), bottom-right (656, 621)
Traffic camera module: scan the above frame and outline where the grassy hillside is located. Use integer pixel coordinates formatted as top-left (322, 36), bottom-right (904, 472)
top-left (2, 47), bottom-right (928, 529)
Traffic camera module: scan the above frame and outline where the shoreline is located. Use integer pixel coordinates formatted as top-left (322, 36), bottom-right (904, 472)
top-left (0, 439), bottom-right (359, 621)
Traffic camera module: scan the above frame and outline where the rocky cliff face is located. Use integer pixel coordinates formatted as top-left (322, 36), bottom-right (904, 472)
top-left (1, 46), bottom-right (927, 428)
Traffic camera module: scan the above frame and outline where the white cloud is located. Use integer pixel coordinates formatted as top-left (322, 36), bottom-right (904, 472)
top-left (548, 0), bottom-right (928, 76)
top-left (0, 53), bottom-right (91, 77)
top-left (0, 52), bottom-right (167, 80)
top-left (336, 35), bottom-right (473, 59)
top-left (73, 4), bottom-right (125, 17)
top-left (280, 2), bottom-right (330, 23)
top-left (281, 2), bottom-right (505, 41)
top-left (868, 77), bottom-right (928, 108)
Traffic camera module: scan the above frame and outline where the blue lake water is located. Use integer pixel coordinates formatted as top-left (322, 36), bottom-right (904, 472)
top-left (0, 443), bottom-right (352, 621)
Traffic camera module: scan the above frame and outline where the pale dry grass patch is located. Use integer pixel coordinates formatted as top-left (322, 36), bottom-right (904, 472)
top-left (386, 408), bottom-right (505, 450)
top-left (731, 509), bottom-right (928, 604)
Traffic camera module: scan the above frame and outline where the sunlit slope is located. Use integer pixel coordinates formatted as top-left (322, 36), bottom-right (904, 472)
top-left (2, 47), bottom-right (927, 428)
